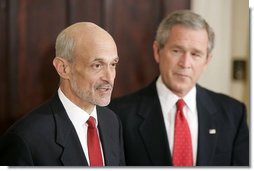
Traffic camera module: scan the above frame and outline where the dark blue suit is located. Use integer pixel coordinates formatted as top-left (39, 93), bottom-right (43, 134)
top-left (0, 93), bottom-right (125, 166)
top-left (109, 80), bottom-right (249, 166)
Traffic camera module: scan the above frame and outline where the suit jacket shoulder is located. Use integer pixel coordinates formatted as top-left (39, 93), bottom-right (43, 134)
top-left (0, 94), bottom-right (86, 166)
top-left (195, 85), bottom-right (249, 166)
top-left (196, 85), bottom-right (247, 124)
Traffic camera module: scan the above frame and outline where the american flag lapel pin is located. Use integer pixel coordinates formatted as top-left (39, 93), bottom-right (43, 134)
top-left (209, 129), bottom-right (216, 134)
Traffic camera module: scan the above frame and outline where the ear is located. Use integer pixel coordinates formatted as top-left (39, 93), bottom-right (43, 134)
top-left (153, 41), bottom-right (160, 63)
top-left (53, 57), bottom-right (71, 79)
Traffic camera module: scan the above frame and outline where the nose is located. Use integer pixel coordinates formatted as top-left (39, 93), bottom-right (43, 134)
top-left (179, 53), bottom-right (191, 68)
top-left (101, 66), bottom-right (116, 83)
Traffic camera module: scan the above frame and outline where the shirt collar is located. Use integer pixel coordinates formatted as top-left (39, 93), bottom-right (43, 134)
top-left (183, 85), bottom-right (197, 114)
top-left (156, 76), bottom-right (197, 113)
top-left (58, 88), bottom-right (98, 127)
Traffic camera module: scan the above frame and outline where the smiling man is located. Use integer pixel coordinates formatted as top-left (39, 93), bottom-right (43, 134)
top-left (109, 10), bottom-right (249, 166)
top-left (0, 22), bottom-right (125, 166)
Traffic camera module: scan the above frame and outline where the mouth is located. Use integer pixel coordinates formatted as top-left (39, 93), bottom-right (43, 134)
top-left (174, 73), bottom-right (190, 79)
top-left (96, 84), bottom-right (113, 93)
top-left (98, 87), bottom-right (112, 92)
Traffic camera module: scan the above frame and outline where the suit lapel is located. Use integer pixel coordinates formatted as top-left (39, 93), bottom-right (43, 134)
top-left (138, 82), bottom-right (171, 165)
top-left (97, 107), bottom-right (118, 166)
top-left (196, 86), bottom-right (218, 166)
top-left (50, 94), bottom-right (88, 166)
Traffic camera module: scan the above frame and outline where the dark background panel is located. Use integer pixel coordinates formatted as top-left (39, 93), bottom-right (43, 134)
top-left (0, 0), bottom-right (8, 132)
top-left (0, 0), bottom-right (190, 134)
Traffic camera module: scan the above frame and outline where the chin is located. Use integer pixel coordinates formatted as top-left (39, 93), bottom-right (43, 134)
top-left (96, 99), bottom-right (111, 107)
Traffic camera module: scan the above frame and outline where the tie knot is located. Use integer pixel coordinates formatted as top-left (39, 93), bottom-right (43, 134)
top-left (87, 117), bottom-right (96, 128)
top-left (176, 99), bottom-right (185, 110)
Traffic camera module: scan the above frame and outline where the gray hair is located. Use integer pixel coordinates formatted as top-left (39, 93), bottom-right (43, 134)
top-left (55, 29), bottom-right (76, 61)
top-left (155, 10), bottom-right (215, 54)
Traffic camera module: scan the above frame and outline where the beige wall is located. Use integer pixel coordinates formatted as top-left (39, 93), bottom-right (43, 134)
top-left (191, 0), bottom-right (249, 122)
top-left (191, 0), bottom-right (232, 95)
top-left (249, 0), bottom-right (254, 125)
top-left (231, 0), bottom-right (249, 113)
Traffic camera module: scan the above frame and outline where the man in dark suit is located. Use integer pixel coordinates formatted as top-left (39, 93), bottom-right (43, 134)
top-left (0, 22), bottom-right (125, 166)
top-left (109, 10), bottom-right (249, 166)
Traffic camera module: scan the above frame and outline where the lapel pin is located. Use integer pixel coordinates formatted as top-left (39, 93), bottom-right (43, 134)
top-left (209, 129), bottom-right (216, 134)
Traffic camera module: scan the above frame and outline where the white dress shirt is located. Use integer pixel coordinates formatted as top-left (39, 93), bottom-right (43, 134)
top-left (58, 88), bottom-right (104, 166)
top-left (156, 76), bottom-right (198, 165)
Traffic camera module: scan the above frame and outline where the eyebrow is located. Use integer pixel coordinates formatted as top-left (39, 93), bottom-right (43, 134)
top-left (92, 56), bottom-right (119, 62)
top-left (171, 45), bottom-right (204, 54)
top-left (113, 57), bottom-right (120, 62)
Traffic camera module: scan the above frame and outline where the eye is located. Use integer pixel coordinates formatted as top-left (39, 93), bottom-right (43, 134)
top-left (191, 52), bottom-right (198, 56)
top-left (191, 52), bottom-right (202, 58)
top-left (92, 63), bottom-right (102, 70)
top-left (170, 48), bottom-right (183, 56)
top-left (111, 62), bottom-right (118, 68)
top-left (172, 49), bottom-right (180, 53)
top-left (110, 58), bottom-right (119, 68)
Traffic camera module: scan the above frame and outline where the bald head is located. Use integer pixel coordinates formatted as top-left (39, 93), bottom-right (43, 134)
top-left (53, 22), bottom-right (118, 111)
top-left (55, 22), bottom-right (116, 61)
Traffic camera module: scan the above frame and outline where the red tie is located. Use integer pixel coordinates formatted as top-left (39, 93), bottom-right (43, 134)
top-left (172, 99), bottom-right (193, 166)
top-left (87, 117), bottom-right (103, 166)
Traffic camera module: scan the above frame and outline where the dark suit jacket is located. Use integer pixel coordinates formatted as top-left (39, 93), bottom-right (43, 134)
top-left (0, 93), bottom-right (125, 166)
top-left (109, 80), bottom-right (249, 166)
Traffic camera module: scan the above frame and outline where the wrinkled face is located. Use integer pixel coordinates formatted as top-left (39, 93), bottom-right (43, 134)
top-left (153, 25), bottom-right (211, 97)
top-left (69, 38), bottom-right (119, 107)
